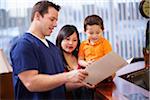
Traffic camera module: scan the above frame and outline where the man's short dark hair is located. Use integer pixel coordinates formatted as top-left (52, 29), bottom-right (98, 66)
top-left (31, 0), bottom-right (61, 22)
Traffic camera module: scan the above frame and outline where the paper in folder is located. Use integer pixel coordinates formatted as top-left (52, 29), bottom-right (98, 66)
top-left (0, 49), bottom-right (13, 74)
top-left (84, 51), bottom-right (128, 85)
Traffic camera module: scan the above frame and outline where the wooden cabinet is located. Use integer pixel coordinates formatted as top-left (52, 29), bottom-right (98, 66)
top-left (0, 72), bottom-right (14, 100)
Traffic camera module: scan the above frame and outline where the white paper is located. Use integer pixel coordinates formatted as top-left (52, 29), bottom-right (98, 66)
top-left (126, 57), bottom-right (134, 64)
top-left (84, 51), bottom-right (128, 85)
top-left (0, 49), bottom-right (12, 74)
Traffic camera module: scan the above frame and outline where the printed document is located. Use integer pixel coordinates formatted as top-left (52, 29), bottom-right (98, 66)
top-left (0, 49), bottom-right (12, 74)
top-left (84, 51), bottom-right (128, 85)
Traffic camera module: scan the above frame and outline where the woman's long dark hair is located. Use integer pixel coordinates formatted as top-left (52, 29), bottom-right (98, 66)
top-left (56, 25), bottom-right (80, 65)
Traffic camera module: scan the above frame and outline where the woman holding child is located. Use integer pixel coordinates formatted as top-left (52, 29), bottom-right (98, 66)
top-left (56, 25), bottom-right (94, 100)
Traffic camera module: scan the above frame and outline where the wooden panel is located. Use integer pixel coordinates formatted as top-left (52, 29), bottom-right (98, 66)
top-left (0, 72), bottom-right (14, 100)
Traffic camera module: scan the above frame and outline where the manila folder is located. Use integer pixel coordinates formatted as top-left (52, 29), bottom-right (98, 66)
top-left (84, 51), bottom-right (128, 85)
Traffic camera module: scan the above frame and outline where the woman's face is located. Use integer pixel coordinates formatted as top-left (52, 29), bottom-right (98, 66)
top-left (61, 32), bottom-right (78, 53)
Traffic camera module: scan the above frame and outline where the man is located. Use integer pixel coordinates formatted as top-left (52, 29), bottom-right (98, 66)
top-left (10, 1), bottom-right (88, 99)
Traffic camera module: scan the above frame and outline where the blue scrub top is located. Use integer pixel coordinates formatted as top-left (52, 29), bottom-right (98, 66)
top-left (10, 33), bottom-right (66, 100)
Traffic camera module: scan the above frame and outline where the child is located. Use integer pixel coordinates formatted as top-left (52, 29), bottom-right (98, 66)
top-left (78, 15), bottom-right (115, 82)
top-left (78, 14), bottom-right (112, 67)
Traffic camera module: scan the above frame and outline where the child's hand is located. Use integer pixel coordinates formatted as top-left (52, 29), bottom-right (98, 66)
top-left (87, 59), bottom-right (95, 66)
top-left (78, 59), bottom-right (95, 68)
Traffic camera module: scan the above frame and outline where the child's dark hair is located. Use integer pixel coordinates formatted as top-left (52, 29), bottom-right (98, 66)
top-left (31, 0), bottom-right (61, 22)
top-left (84, 14), bottom-right (104, 31)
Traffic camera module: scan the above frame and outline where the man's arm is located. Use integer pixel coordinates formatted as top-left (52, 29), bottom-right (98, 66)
top-left (19, 69), bottom-right (88, 92)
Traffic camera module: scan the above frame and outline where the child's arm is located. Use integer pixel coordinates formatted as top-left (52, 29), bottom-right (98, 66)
top-left (78, 57), bottom-right (95, 68)
top-left (78, 56), bottom-right (88, 68)
top-left (78, 42), bottom-right (95, 67)
top-left (78, 42), bottom-right (88, 68)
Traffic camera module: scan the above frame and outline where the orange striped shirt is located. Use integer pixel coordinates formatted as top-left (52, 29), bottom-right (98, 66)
top-left (78, 37), bottom-right (112, 61)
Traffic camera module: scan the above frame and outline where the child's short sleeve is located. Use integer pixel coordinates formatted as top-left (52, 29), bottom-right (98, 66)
top-left (78, 42), bottom-right (85, 58)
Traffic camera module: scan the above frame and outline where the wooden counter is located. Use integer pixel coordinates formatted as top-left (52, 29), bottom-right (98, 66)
top-left (94, 61), bottom-right (149, 100)
top-left (0, 72), bottom-right (14, 100)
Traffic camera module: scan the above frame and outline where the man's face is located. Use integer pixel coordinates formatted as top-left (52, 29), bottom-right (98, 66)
top-left (39, 7), bottom-right (59, 36)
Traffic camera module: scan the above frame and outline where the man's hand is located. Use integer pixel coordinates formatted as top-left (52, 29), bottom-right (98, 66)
top-left (82, 82), bottom-right (95, 89)
top-left (66, 69), bottom-right (88, 83)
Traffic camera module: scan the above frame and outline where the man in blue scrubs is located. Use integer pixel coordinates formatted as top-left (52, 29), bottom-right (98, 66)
top-left (10, 1), bottom-right (88, 100)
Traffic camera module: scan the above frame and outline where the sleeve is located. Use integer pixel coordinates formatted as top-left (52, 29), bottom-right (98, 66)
top-left (103, 39), bottom-right (112, 54)
top-left (10, 39), bottom-right (39, 74)
top-left (78, 42), bottom-right (85, 58)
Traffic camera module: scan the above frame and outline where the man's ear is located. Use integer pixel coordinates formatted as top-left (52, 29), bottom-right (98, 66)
top-left (34, 12), bottom-right (41, 21)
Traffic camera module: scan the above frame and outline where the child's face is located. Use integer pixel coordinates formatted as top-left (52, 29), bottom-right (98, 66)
top-left (86, 25), bottom-right (103, 43)
top-left (61, 32), bottom-right (78, 54)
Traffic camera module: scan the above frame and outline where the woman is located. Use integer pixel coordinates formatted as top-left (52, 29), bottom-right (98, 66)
top-left (56, 25), bottom-right (94, 100)
top-left (56, 25), bottom-right (80, 71)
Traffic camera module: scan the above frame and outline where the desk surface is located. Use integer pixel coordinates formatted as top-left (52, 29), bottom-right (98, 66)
top-left (95, 61), bottom-right (149, 100)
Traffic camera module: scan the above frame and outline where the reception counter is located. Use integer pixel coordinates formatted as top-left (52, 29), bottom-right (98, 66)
top-left (95, 61), bottom-right (149, 100)
top-left (0, 61), bottom-right (149, 100)
top-left (0, 72), bottom-right (14, 100)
